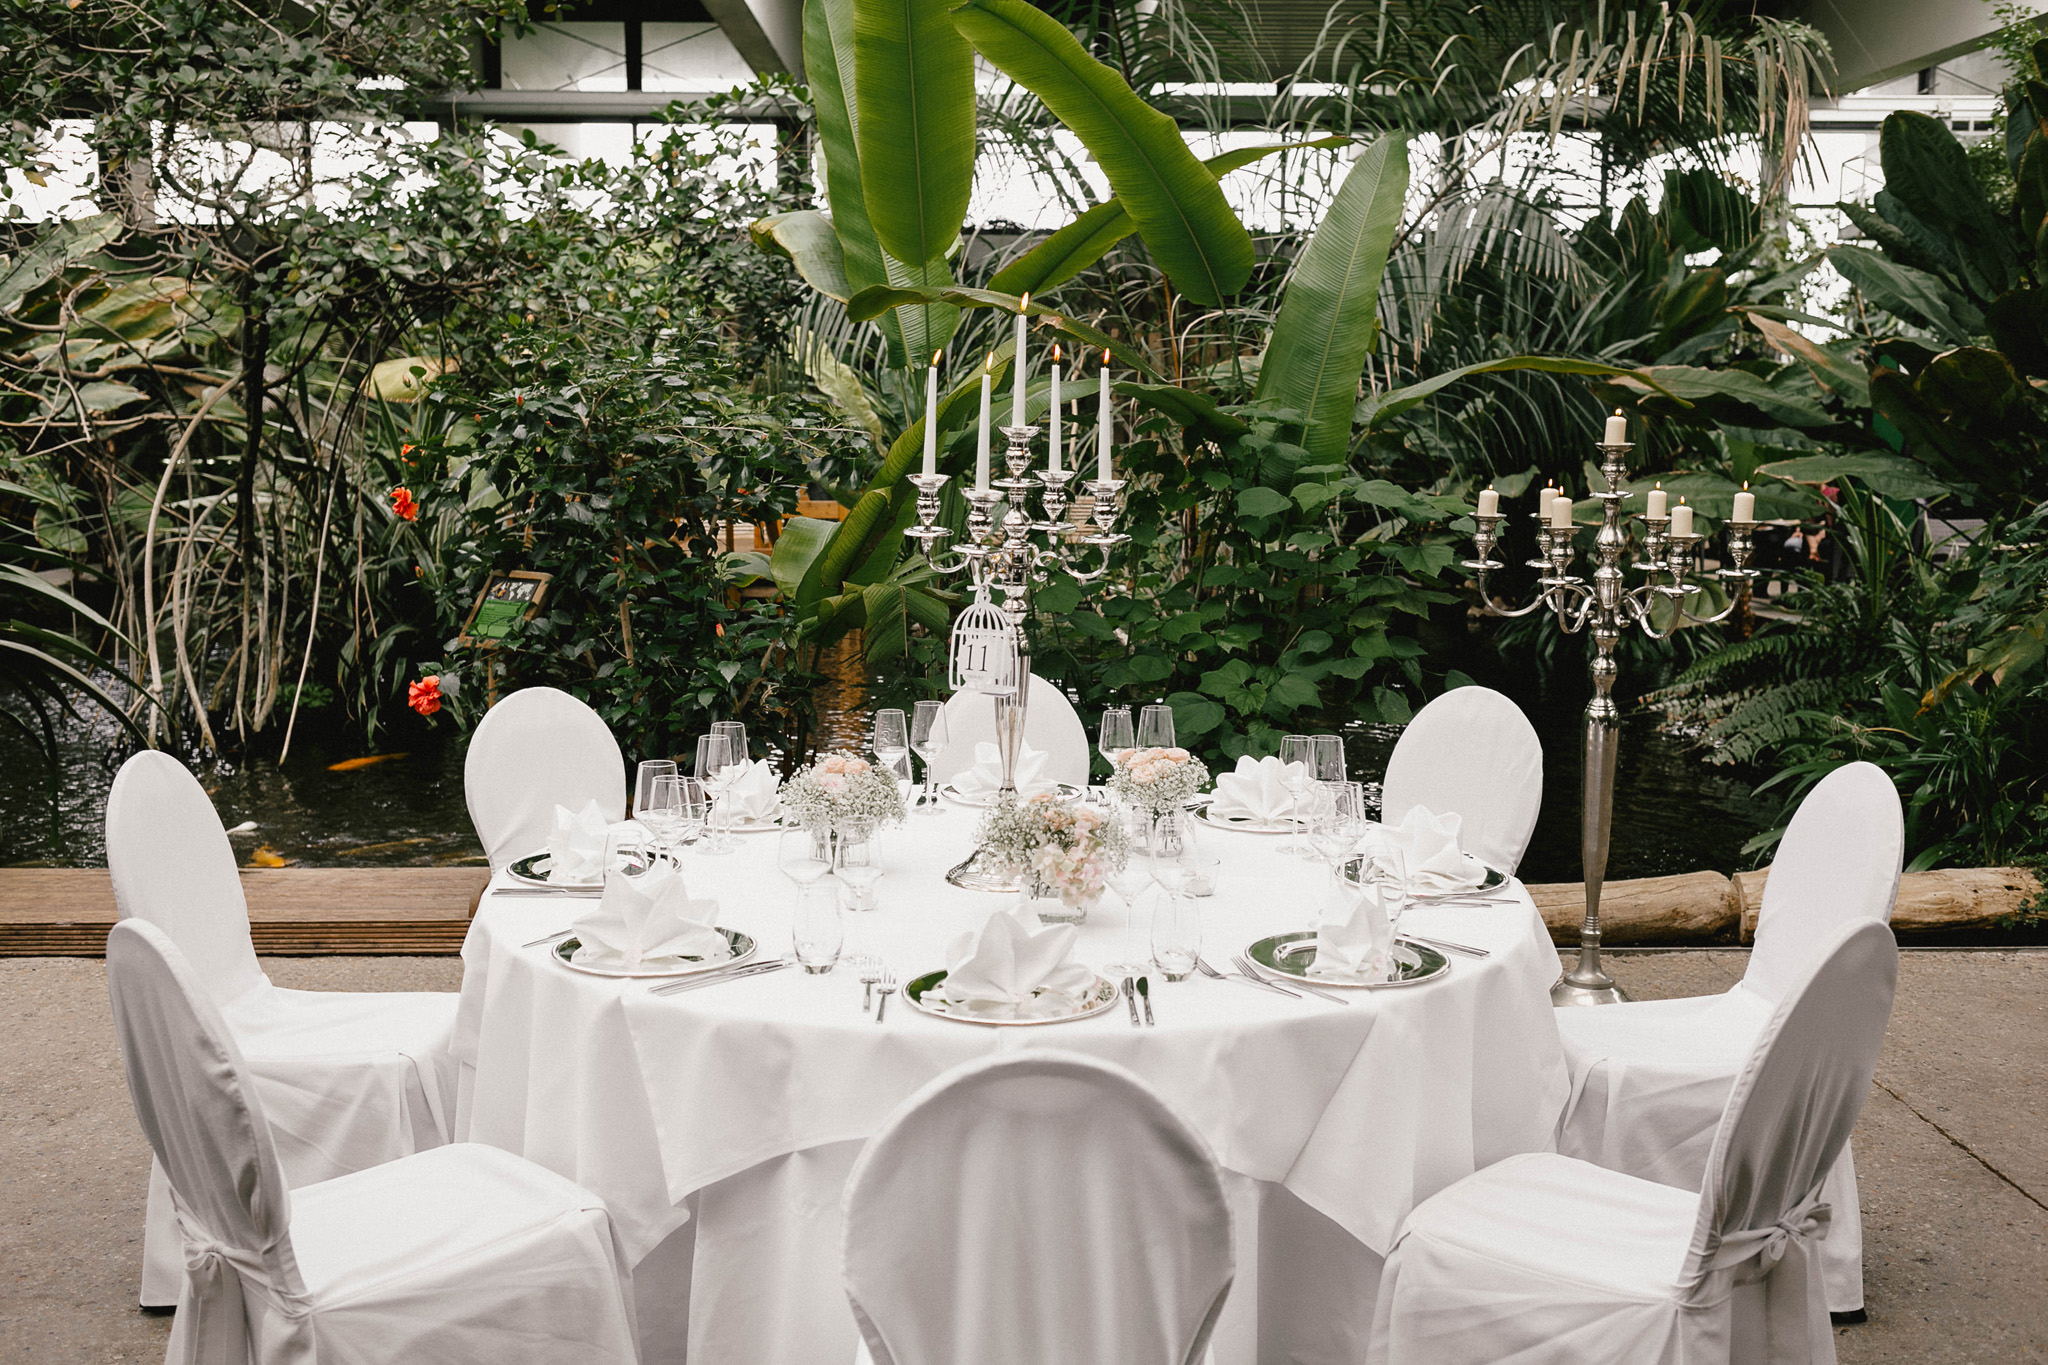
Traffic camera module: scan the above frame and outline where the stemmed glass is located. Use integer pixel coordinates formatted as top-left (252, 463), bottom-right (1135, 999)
top-left (1097, 706), bottom-right (1133, 799)
top-left (873, 709), bottom-right (910, 786)
top-left (672, 776), bottom-right (709, 850)
top-left (634, 759), bottom-right (677, 820)
top-left (1311, 734), bottom-right (1347, 784)
top-left (1278, 734), bottom-right (1314, 852)
top-left (1103, 850), bottom-right (1151, 979)
top-left (1308, 782), bottom-right (1367, 880)
top-left (910, 701), bottom-right (948, 813)
top-left (711, 721), bottom-right (749, 767)
top-left (637, 773), bottom-right (687, 865)
top-left (1136, 704), bottom-right (1176, 749)
top-left (695, 734), bottom-right (740, 855)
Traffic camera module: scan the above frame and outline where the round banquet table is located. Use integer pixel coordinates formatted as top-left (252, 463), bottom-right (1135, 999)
top-left (452, 805), bottom-right (1570, 1365)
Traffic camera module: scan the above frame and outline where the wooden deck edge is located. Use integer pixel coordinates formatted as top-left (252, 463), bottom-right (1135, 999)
top-left (0, 921), bottom-right (473, 957)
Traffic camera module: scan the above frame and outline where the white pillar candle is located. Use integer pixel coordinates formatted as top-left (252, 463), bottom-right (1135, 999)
top-left (1733, 484), bottom-right (1755, 522)
top-left (1550, 488), bottom-right (1576, 530)
top-left (1010, 297), bottom-right (1029, 429)
top-left (1646, 484), bottom-right (1667, 518)
top-left (1096, 352), bottom-right (1112, 482)
top-left (1048, 348), bottom-right (1062, 473)
top-left (975, 357), bottom-right (992, 493)
top-left (1476, 487), bottom-right (1499, 517)
top-left (1604, 408), bottom-right (1628, 444)
top-left (922, 352), bottom-right (940, 477)
top-left (1671, 501), bottom-right (1694, 537)
top-left (1539, 484), bottom-right (1557, 520)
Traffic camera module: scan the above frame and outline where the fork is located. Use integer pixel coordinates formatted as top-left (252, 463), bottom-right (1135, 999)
top-left (1195, 953), bottom-right (1300, 999)
top-left (1235, 951), bottom-right (1348, 1005)
top-left (874, 968), bottom-right (898, 1022)
top-left (857, 956), bottom-right (881, 1012)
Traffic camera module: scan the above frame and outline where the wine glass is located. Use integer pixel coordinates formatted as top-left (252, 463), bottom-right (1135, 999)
top-left (711, 721), bottom-right (749, 767)
top-left (910, 700), bottom-right (948, 813)
top-left (634, 759), bottom-right (678, 820)
top-left (872, 707), bottom-right (910, 786)
top-left (1150, 891), bottom-right (1201, 982)
top-left (695, 734), bottom-right (738, 855)
top-left (1098, 705), bottom-right (1134, 782)
top-left (1311, 733), bottom-right (1347, 784)
top-left (1309, 782), bottom-right (1367, 879)
top-left (835, 821), bottom-right (882, 912)
top-left (638, 773), bottom-right (688, 864)
top-left (777, 825), bottom-right (834, 886)
top-left (1104, 851), bottom-right (1150, 978)
top-left (1136, 703), bottom-right (1176, 749)
top-left (1278, 734), bottom-right (1314, 853)
top-left (791, 881), bottom-right (843, 974)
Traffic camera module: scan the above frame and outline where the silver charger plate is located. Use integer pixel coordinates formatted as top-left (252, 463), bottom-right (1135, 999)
top-left (552, 928), bottom-right (757, 979)
top-left (508, 851), bottom-right (605, 890)
top-left (1245, 932), bottom-right (1451, 989)
top-left (904, 969), bottom-right (1122, 1025)
top-left (1193, 804), bottom-right (1298, 834)
top-left (1339, 854), bottom-right (1509, 902)
top-left (940, 782), bottom-right (1087, 809)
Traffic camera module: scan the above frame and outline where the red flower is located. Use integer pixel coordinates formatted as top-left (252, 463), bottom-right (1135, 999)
top-left (390, 486), bottom-right (419, 521)
top-left (408, 676), bottom-right (443, 717)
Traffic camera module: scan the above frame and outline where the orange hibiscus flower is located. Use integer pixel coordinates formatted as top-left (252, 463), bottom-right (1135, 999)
top-left (407, 675), bottom-right (443, 716)
top-left (390, 486), bottom-right (419, 521)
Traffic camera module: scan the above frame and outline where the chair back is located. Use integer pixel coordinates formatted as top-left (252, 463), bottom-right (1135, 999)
top-left (105, 751), bottom-right (267, 1006)
top-left (106, 919), bottom-right (304, 1298)
top-left (1683, 919), bottom-right (1896, 1287)
top-left (1746, 762), bottom-right (1903, 1004)
top-left (1379, 686), bottom-right (1543, 873)
top-left (843, 1052), bottom-right (1233, 1365)
top-left (465, 686), bottom-right (626, 871)
top-left (927, 672), bottom-right (1091, 789)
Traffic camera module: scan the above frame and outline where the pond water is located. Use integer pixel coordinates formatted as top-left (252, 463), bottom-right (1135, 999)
top-left (0, 660), bottom-right (1779, 884)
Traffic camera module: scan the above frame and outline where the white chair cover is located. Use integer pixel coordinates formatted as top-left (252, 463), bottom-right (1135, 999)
top-left (1554, 761), bottom-right (1903, 1312)
top-left (106, 919), bottom-right (640, 1365)
top-left (842, 1052), bottom-right (1234, 1365)
top-left (107, 751), bottom-right (458, 1306)
top-left (464, 685), bottom-right (627, 871)
top-left (1372, 918), bottom-right (1898, 1365)
top-left (1378, 685), bottom-right (1543, 873)
top-left (926, 672), bottom-right (1091, 789)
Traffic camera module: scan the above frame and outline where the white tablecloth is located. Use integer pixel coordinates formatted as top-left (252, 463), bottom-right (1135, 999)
top-left (453, 808), bottom-right (1570, 1365)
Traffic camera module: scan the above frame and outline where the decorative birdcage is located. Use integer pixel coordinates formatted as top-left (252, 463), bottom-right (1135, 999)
top-left (948, 588), bottom-right (1021, 697)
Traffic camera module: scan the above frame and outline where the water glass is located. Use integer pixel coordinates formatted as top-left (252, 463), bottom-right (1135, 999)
top-left (1098, 705), bottom-right (1134, 768)
top-left (1310, 781), bottom-right (1367, 874)
top-left (835, 823), bottom-right (882, 911)
top-left (1150, 891), bottom-right (1201, 982)
top-left (791, 881), bottom-right (843, 974)
top-left (1183, 855), bottom-right (1221, 898)
top-left (638, 773), bottom-right (689, 863)
top-left (910, 700), bottom-right (948, 812)
top-left (1136, 703), bottom-right (1176, 749)
top-left (634, 759), bottom-right (678, 820)
top-left (673, 776), bottom-right (709, 847)
top-left (872, 707), bottom-right (910, 784)
top-left (1311, 733), bottom-right (1347, 784)
top-left (1278, 734), bottom-right (1314, 853)
top-left (777, 825), bottom-right (834, 886)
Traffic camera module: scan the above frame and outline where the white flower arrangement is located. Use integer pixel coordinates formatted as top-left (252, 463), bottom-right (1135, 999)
top-left (778, 751), bottom-right (905, 831)
top-left (975, 793), bottom-right (1130, 907)
top-left (1108, 746), bottom-right (1211, 815)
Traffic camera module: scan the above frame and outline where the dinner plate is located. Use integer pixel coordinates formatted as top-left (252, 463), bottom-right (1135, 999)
top-left (1192, 804), bottom-right (1298, 834)
top-left (939, 782), bottom-right (1087, 809)
top-left (1338, 854), bottom-right (1510, 901)
top-left (903, 969), bottom-right (1122, 1025)
top-left (551, 929), bottom-right (757, 979)
top-left (1244, 932), bottom-right (1451, 989)
top-left (507, 851), bottom-right (605, 890)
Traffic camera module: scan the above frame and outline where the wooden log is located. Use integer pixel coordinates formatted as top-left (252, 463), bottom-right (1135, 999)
top-left (0, 867), bottom-right (487, 957)
top-left (1736, 865), bottom-right (2044, 941)
top-left (1524, 871), bottom-right (1740, 946)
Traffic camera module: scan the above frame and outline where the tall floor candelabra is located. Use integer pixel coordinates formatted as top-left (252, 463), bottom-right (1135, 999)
top-left (903, 421), bottom-right (1129, 887)
top-left (1465, 434), bottom-right (1760, 1005)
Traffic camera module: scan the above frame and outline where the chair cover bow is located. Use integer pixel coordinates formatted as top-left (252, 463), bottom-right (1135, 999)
top-left (1707, 1195), bottom-right (1831, 1280)
top-left (173, 1205), bottom-right (312, 1365)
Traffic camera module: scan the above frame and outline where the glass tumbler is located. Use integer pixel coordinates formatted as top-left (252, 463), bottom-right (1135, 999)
top-left (791, 881), bottom-right (843, 974)
top-left (835, 822), bottom-right (882, 911)
top-left (1150, 891), bottom-right (1201, 982)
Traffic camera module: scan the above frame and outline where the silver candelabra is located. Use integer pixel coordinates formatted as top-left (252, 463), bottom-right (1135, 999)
top-left (903, 419), bottom-right (1129, 887)
top-left (1466, 437), bottom-right (1760, 1006)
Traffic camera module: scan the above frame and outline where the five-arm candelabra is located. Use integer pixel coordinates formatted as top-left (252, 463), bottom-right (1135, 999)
top-left (1466, 437), bottom-right (1761, 1005)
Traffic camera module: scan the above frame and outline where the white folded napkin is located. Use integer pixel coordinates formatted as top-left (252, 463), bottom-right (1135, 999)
top-left (570, 862), bottom-right (732, 972)
top-left (1309, 881), bottom-right (1395, 982)
top-left (721, 759), bottom-right (782, 823)
top-left (936, 900), bottom-right (1097, 1020)
top-left (545, 799), bottom-right (611, 883)
top-left (952, 740), bottom-right (1055, 798)
top-left (1206, 754), bottom-right (1303, 824)
top-left (1363, 805), bottom-right (1488, 895)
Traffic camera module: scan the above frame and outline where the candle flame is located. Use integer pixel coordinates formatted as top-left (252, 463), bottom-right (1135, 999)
top-left (1742, 481), bottom-right (1750, 490)
top-left (1052, 344), bottom-right (1062, 362)
top-left (1614, 407), bottom-right (1623, 416)
top-left (1019, 292), bottom-right (1030, 311)
top-left (932, 350), bottom-right (942, 366)
top-left (1102, 348), bottom-right (1111, 364)
top-left (984, 352), bottom-right (994, 371)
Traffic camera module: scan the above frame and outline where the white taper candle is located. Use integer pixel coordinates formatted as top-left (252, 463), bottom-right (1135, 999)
top-left (922, 352), bottom-right (940, 477)
top-left (1011, 297), bottom-right (1029, 429)
top-left (1048, 347), bottom-right (1062, 473)
top-left (1096, 351), bottom-right (1112, 481)
top-left (975, 357), bottom-right (992, 493)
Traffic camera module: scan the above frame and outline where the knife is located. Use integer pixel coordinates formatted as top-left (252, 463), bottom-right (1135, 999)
top-left (493, 888), bottom-right (601, 898)
top-left (1122, 976), bottom-right (1141, 1028)
top-left (648, 961), bottom-right (790, 996)
top-left (1402, 932), bottom-right (1491, 959)
top-left (1137, 975), bottom-right (1154, 1026)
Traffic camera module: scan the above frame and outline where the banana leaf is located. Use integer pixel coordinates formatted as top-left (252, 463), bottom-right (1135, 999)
top-left (1254, 135), bottom-right (1409, 461)
top-left (854, 0), bottom-right (977, 272)
top-left (1828, 245), bottom-right (1984, 346)
top-left (0, 212), bottom-right (122, 315)
top-left (750, 211), bottom-right (851, 302)
top-left (844, 283), bottom-right (1161, 379)
top-left (951, 0), bottom-right (1252, 306)
top-left (1356, 355), bottom-right (1649, 431)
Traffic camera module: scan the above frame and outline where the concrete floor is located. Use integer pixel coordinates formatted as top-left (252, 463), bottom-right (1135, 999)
top-left (1, 951), bottom-right (2042, 1363)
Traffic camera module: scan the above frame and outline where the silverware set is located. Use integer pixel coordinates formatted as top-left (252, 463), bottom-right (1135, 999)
top-left (1121, 975), bottom-right (1158, 1027)
top-left (647, 958), bottom-right (792, 996)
